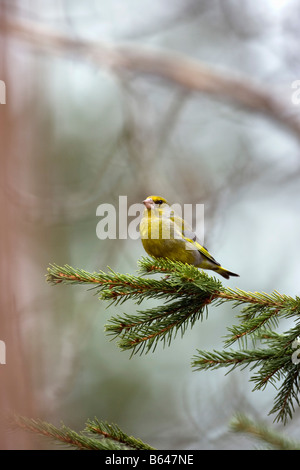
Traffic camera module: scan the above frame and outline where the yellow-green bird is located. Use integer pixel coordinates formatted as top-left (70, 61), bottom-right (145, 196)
top-left (139, 195), bottom-right (239, 279)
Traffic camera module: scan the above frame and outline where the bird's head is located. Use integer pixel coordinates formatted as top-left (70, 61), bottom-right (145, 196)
top-left (143, 196), bottom-right (169, 211)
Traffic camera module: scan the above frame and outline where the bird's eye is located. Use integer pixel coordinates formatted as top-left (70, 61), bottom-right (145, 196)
top-left (156, 200), bottom-right (163, 205)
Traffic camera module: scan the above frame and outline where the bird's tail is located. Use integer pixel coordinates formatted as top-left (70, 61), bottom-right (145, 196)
top-left (215, 266), bottom-right (239, 279)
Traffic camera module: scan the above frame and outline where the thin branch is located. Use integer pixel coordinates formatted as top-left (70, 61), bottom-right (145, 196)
top-left (3, 19), bottom-right (300, 141)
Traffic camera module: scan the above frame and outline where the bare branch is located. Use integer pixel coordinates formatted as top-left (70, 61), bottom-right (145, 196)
top-left (3, 19), bottom-right (300, 140)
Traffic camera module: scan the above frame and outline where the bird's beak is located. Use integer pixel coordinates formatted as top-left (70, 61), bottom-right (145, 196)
top-left (143, 198), bottom-right (154, 210)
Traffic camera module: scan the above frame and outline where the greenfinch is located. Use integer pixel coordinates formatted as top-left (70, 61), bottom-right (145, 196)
top-left (139, 195), bottom-right (239, 279)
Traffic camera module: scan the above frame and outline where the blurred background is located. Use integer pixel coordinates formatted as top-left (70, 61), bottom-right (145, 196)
top-left (1, 0), bottom-right (300, 450)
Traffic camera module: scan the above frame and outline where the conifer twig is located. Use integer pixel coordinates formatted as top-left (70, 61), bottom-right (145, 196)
top-left (14, 416), bottom-right (154, 450)
top-left (86, 418), bottom-right (154, 450)
top-left (230, 413), bottom-right (300, 450)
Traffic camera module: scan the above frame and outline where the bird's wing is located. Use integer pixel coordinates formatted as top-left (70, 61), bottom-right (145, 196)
top-left (184, 237), bottom-right (221, 266)
top-left (167, 210), bottom-right (221, 267)
top-left (182, 228), bottom-right (197, 241)
top-left (170, 213), bottom-right (194, 237)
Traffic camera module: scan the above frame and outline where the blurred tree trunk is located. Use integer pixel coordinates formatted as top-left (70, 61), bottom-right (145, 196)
top-left (0, 3), bottom-right (38, 449)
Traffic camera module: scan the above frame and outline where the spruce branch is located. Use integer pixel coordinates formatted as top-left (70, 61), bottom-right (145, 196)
top-left (193, 338), bottom-right (300, 423)
top-left (230, 413), bottom-right (300, 450)
top-left (106, 297), bottom-right (207, 355)
top-left (47, 260), bottom-right (222, 355)
top-left (268, 365), bottom-right (300, 423)
top-left (223, 289), bottom-right (300, 347)
top-left (14, 416), bottom-right (117, 450)
top-left (46, 258), bottom-right (300, 423)
top-left (15, 416), bottom-right (154, 450)
top-left (46, 262), bottom-right (210, 306)
top-left (86, 418), bottom-right (154, 450)
top-left (192, 348), bottom-right (281, 374)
